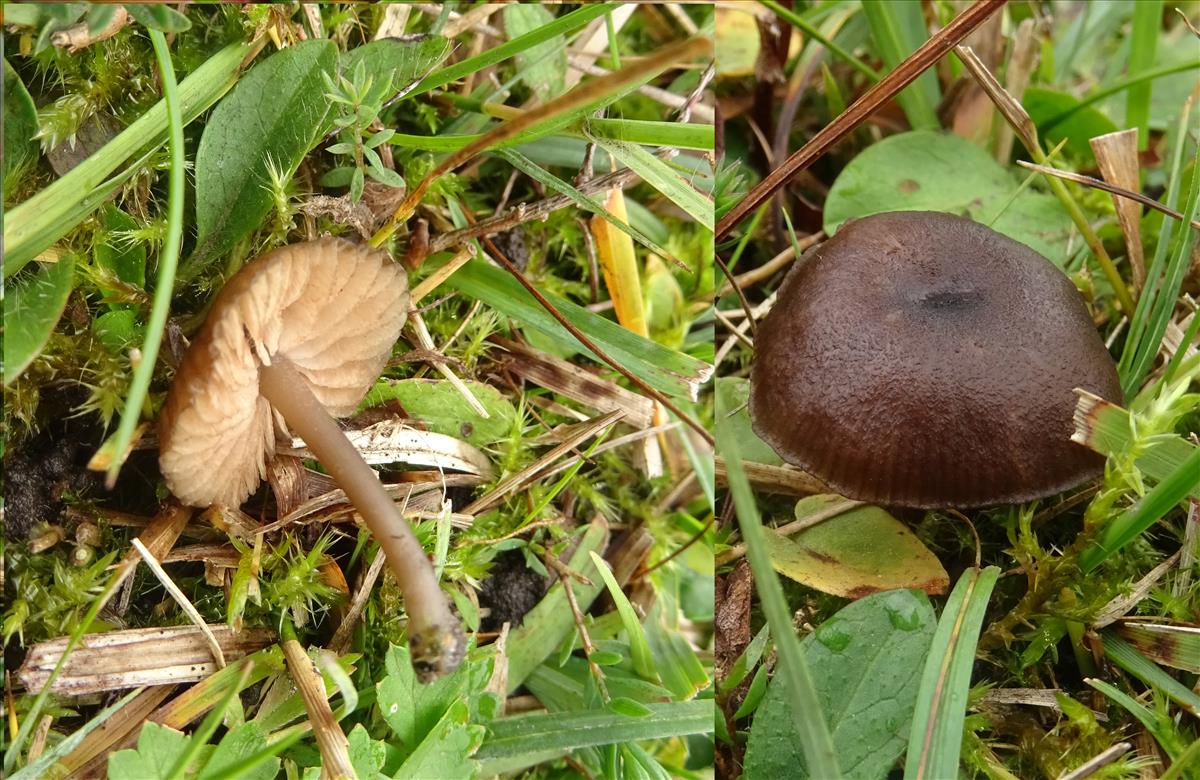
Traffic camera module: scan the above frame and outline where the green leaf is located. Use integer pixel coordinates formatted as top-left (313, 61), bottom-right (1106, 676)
top-left (1024, 86), bottom-right (1120, 161)
top-left (475, 700), bottom-right (713, 775)
top-left (743, 589), bottom-right (936, 780)
top-left (588, 552), bottom-right (657, 682)
top-left (345, 725), bottom-right (387, 780)
top-left (3, 256), bottom-right (76, 385)
top-left (860, 0), bottom-right (939, 129)
top-left (5, 41), bottom-right (250, 278)
top-left (3, 59), bottom-right (38, 201)
top-left (340, 36), bottom-right (451, 106)
top-left (713, 377), bottom-right (783, 466)
top-left (768, 496), bottom-right (950, 599)
top-left (592, 138), bottom-right (714, 229)
top-left (394, 699), bottom-right (485, 779)
top-left (585, 117), bottom-right (714, 151)
top-left (96, 204), bottom-right (147, 292)
top-left (504, 4), bottom-right (567, 101)
top-left (363, 378), bottom-right (517, 448)
top-left (197, 723), bottom-right (278, 780)
top-left (7, 689), bottom-right (141, 780)
top-left (607, 697), bottom-right (654, 718)
top-left (189, 40), bottom-right (338, 278)
top-left (904, 567), bottom-right (1000, 780)
top-left (377, 643), bottom-right (492, 753)
top-left (107, 723), bottom-right (193, 779)
top-left (124, 3), bottom-right (192, 33)
top-left (93, 309), bottom-right (143, 351)
top-left (428, 255), bottom-right (712, 401)
top-left (823, 130), bottom-right (1075, 264)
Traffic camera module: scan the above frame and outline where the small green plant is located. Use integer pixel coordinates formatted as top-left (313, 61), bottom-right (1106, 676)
top-left (320, 60), bottom-right (404, 203)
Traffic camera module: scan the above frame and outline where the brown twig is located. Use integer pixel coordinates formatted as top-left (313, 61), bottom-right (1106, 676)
top-left (715, 0), bottom-right (1007, 240)
top-left (1016, 160), bottom-right (1200, 230)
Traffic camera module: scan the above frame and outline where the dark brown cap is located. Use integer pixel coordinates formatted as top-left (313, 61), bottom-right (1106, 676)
top-left (750, 210), bottom-right (1123, 508)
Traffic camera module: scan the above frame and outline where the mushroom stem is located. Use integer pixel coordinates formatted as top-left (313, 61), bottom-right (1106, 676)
top-left (259, 358), bottom-right (465, 681)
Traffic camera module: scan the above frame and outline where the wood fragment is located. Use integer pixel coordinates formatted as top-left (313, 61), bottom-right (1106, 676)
top-left (714, 457), bottom-right (829, 496)
top-left (286, 419), bottom-right (494, 477)
top-left (61, 685), bottom-right (176, 775)
top-left (282, 639), bottom-right (355, 780)
top-left (1090, 131), bottom-right (1146, 290)
top-left (18, 625), bottom-right (275, 696)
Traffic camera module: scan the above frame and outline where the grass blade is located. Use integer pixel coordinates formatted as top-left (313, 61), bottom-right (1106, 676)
top-left (592, 137), bottom-right (713, 230)
top-left (3, 40), bottom-right (250, 277)
top-left (1100, 631), bottom-right (1200, 717)
top-left (475, 700), bottom-right (712, 775)
top-left (904, 566), bottom-right (1000, 779)
top-left (588, 551), bottom-right (656, 681)
top-left (409, 4), bottom-right (615, 99)
top-left (585, 117), bottom-right (713, 150)
top-left (860, 0), bottom-right (941, 129)
top-left (493, 147), bottom-right (674, 262)
top-left (426, 254), bottom-right (712, 400)
top-left (1126, 0), bottom-right (1163, 149)
top-left (95, 29), bottom-right (185, 488)
top-left (717, 402), bottom-right (841, 778)
top-left (1078, 446), bottom-right (1200, 572)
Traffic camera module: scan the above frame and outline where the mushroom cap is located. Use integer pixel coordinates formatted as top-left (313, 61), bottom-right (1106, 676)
top-left (160, 238), bottom-right (409, 507)
top-left (749, 211), bottom-right (1123, 508)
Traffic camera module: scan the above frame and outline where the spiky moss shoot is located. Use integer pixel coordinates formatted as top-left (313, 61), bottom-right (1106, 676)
top-left (258, 533), bottom-right (345, 630)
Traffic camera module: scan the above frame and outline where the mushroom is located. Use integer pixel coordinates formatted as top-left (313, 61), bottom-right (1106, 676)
top-left (159, 237), bottom-right (465, 680)
top-left (750, 210), bottom-right (1124, 508)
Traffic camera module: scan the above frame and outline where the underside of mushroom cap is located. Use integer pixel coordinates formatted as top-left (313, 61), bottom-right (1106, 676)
top-left (749, 210), bottom-right (1124, 509)
top-left (159, 237), bottom-right (409, 508)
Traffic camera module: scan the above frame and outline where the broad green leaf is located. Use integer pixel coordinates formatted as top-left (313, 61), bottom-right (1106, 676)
top-left (377, 643), bottom-right (477, 751)
top-left (3, 59), bottom-right (38, 201)
top-left (714, 377), bottom-right (783, 466)
top-left (96, 204), bottom-right (147, 293)
top-left (339, 35), bottom-right (452, 105)
top-left (714, 5), bottom-right (761, 77)
top-left (345, 725), bottom-right (387, 780)
top-left (124, 3), bottom-right (191, 33)
top-left (189, 40), bottom-right (338, 278)
top-left (744, 589), bottom-right (936, 780)
top-left (3, 256), bottom-right (75, 385)
top-left (394, 699), bottom-right (486, 780)
top-left (4, 41), bottom-right (251, 278)
top-left (362, 378), bottom-right (517, 448)
top-left (823, 130), bottom-right (1075, 264)
top-left (1025, 86), bottom-right (1120, 161)
top-left (593, 138), bottom-right (714, 229)
top-left (428, 255), bottom-right (713, 401)
top-left (768, 496), bottom-right (950, 598)
top-left (107, 723), bottom-right (193, 779)
top-left (475, 700), bottom-right (713, 775)
top-left (904, 567), bottom-right (1000, 780)
top-left (505, 4), bottom-right (566, 101)
top-left (197, 723), bottom-right (278, 780)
